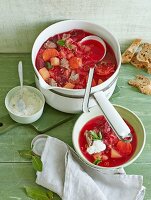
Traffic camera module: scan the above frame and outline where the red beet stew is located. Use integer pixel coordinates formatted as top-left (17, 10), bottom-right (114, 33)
top-left (36, 29), bottom-right (117, 89)
top-left (79, 116), bottom-right (137, 167)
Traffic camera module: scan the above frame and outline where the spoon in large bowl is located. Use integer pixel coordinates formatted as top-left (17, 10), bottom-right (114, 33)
top-left (81, 35), bottom-right (107, 112)
top-left (81, 36), bottom-right (132, 142)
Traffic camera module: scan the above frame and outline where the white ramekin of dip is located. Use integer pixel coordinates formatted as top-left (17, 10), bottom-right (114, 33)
top-left (5, 86), bottom-right (45, 124)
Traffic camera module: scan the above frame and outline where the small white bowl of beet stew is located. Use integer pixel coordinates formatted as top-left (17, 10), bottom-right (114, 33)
top-left (72, 105), bottom-right (146, 169)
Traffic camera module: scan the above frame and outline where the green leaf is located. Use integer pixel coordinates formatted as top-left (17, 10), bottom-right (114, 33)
top-left (93, 158), bottom-right (102, 165)
top-left (57, 39), bottom-right (65, 46)
top-left (46, 62), bottom-right (53, 69)
top-left (66, 43), bottom-right (72, 49)
top-left (98, 131), bottom-right (102, 140)
top-left (47, 191), bottom-right (54, 199)
top-left (32, 155), bottom-right (43, 172)
top-left (25, 186), bottom-right (50, 200)
top-left (18, 150), bottom-right (32, 159)
top-left (88, 130), bottom-right (100, 140)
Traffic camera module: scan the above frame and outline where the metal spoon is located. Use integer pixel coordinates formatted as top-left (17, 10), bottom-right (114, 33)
top-left (82, 35), bottom-right (106, 112)
top-left (82, 36), bottom-right (132, 142)
top-left (18, 61), bottom-right (26, 112)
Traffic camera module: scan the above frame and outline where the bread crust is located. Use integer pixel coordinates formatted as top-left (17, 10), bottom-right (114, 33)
top-left (121, 39), bottom-right (142, 63)
top-left (128, 75), bottom-right (151, 95)
top-left (136, 43), bottom-right (151, 63)
top-left (130, 54), bottom-right (148, 69)
top-left (122, 40), bottom-right (151, 74)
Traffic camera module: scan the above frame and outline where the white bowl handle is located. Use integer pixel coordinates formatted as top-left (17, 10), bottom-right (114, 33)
top-left (93, 91), bottom-right (132, 140)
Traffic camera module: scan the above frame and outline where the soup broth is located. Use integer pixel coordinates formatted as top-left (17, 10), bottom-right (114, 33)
top-left (36, 29), bottom-right (117, 89)
top-left (79, 115), bottom-right (137, 167)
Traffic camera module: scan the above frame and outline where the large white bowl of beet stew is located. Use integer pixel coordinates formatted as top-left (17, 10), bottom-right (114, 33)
top-left (72, 105), bottom-right (146, 169)
top-left (32, 20), bottom-right (121, 112)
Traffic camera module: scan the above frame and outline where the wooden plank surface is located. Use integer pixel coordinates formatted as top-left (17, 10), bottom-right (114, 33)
top-left (0, 53), bottom-right (151, 199)
top-left (0, 163), bottom-right (60, 200)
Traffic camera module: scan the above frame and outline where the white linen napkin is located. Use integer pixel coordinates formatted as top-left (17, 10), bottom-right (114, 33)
top-left (36, 136), bottom-right (145, 200)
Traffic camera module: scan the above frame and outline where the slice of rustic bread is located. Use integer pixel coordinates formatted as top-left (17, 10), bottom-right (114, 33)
top-left (130, 54), bottom-right (148, 69)
top-left (121, 39), bottom-right (142, 63)
top-left (128, 75), bottom-right (151, 95)
top-left (122, 39), bottom-right (151, 74)
top-left (136, 43), bottom-right (151, 63)
top-left (130, 49), bottom-right (151, 74)
top-left (146, 63), bottom-right (151, 74)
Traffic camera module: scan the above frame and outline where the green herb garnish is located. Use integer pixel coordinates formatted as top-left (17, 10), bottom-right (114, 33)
top-left (66, 43), bottom-right (73, 49)
top-left (57, 39), bottom-right (65, 46)
top-left (18, 149), bottom-right (43, 172)
top-left (46, 62), bottom-right (53, 69)
top-left (93, 158), bottom-right (102, 165)
top-left (98, 131), bottom-right (102, 140)
top-left (32, 155), bottom-right (43, 172)
top-left (19, 149), bottom-right (55, 199)
top-left (47, 191), bottom-right (54, 199)
top-left (88, 130), bottom-right (100, 140)
top-left (18, 150), bottom-right (33, 159)
top-left (25, 186), bottom-right (53, 200)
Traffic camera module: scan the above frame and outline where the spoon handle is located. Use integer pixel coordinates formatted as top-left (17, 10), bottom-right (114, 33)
top-left (93, 91), bottom-right (132, 141)
top-left (18, 61), bottom-right (23, 89)
top-left (82, 67), bottom-right (95, 113)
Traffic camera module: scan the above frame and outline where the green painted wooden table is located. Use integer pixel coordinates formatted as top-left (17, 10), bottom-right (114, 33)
top-left (0, 53), bottom-right (151, 200)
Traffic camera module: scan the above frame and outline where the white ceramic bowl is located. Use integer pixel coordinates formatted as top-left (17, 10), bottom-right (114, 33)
top-left (32, 20), bottom-right (121, 113)
top-left (72, 105), bottom-right (146, 169)
top-left (5, 86), bottom-right (45, 124)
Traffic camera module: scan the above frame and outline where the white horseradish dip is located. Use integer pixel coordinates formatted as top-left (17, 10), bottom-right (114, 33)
top-left (9, 87), bottom-right (43, 116)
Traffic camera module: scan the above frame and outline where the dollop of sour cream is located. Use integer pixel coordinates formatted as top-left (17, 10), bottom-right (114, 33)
top-left (87, 140), bottom-right (106, 155)
top-left (9, 87), bottom-right (43, 116)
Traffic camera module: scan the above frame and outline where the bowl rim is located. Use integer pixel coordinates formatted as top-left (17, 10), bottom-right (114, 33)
top-left (72, 104), bottom-right (146, 169)
top-left (5, 85), bottom-right (45, 118)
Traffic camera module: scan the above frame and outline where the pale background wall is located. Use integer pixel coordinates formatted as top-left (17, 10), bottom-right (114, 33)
top-left (0, 0), bottom-right (151, 53)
